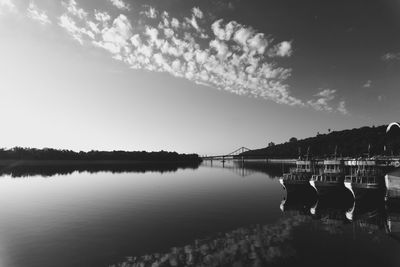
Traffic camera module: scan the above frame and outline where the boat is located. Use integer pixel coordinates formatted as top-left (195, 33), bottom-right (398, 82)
top-left (344, 159), bottom-right (385, 199)
top-left (385, 168), bottom-right (400, 201)
top-left (309, 159), bottom-right (346, 196)
top-left (279, 159), bottom-right (316, 194)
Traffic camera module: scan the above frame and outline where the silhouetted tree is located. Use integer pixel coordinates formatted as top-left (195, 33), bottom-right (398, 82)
top-left (268, 142), bottom-right (275, 147)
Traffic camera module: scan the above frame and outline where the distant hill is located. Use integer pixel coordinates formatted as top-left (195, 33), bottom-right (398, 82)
top-left (243, 125), bottom-right (400, 159)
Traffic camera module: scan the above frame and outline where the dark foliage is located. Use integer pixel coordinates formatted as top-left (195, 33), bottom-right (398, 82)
top-left (0, 147), bottom-right (201, 162)
top-left (243, 125), bottom-right (400, 159)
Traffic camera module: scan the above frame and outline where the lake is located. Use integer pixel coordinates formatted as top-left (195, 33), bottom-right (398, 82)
top-left (0, 160), bottom-right (399, 267)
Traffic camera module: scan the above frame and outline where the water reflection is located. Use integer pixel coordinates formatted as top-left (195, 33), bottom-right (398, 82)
top-left (111, 195), bottom-right (400, 267)
top-left (2, 160), bottom-right (400, 267)
top-left (0, 161), bottom-right (201, 177)
top-left (110, 215), bottom-right (308, 267)
top-left (202, 159), bottom-right (290, 178)
top-left (111, 173), bottom-right (400, 267)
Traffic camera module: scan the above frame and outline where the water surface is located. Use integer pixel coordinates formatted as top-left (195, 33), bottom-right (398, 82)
top-left (0, 160), bottom-right (399, 267)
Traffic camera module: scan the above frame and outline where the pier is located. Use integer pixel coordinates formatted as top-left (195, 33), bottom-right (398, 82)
top-left (203, 148), bottom-right (400, 201)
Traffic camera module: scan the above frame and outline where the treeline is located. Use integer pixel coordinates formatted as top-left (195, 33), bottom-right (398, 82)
top-left (0, 147), bottom-right (202, 162)
top-left (0, 161), bottom-right (201, 178)
top-left (244, 125), bottom-right (400, 159)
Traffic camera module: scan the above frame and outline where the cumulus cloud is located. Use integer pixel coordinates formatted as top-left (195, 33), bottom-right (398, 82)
top-left (381, 52), bottom-right (400, 61)
top-left (307, 89), bottom-right (347, 114)
top-left (108, 0), bottom-right (130, 11)
top-left (59, 14), bottom-right (94, 44)
top-left (142, 5), bottom-right (157, 19)
top-left (56, 1), bottom-right (347, 113)
top-left (0, 0), bottom-right (16, 13)
top-left (62, 0), bottom-right (87, 19)
top-left (192, 7), bottom-right (203, 19)
top-left (307, 89), bottom-right (337, 112)
top-left (59, 1), bottom-right (96, 44)
top-left (270, 41), bottom-right (293, 57)
top-left (27, 2), bottom-right (51, 25)
top-left (363, 80), bottom-right (372, 88)
top-left (337, 101), bottom-right (348, 115)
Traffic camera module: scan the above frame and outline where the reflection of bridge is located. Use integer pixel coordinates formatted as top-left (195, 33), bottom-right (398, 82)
top-left (202, 147), bottom-right (252, 161)
top-left (202, 160), bottom-right (258, 177)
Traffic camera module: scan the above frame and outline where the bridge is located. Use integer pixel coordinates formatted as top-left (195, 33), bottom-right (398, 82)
top-left (202, 159), bottom-right (259, 177)
top-left (202, 147), bottom-right (252, 161)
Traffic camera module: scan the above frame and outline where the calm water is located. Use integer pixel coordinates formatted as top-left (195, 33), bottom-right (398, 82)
top-left (0, 160), bottom-right (399, 267)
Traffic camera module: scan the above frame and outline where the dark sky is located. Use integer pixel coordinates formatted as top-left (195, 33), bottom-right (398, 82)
top-left (0, 0), bottom-right (399, 154)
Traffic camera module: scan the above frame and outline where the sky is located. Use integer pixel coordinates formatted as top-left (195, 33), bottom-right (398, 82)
top-left (0, 0), bottom-right (399, 155)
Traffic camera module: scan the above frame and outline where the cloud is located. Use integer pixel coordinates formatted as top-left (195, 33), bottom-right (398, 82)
top-left (94, 10), bottom-right (111, 25)
top-left (307, 89), bottom-right (348, 114)
top-left (59, 14), bottom-right (94, 44)
top-left (0, 0), bottom-right (16, 13)
top-left (307, 89), bottom-right (336, 112)
top-left (337, 101), bottom-right (348, 115)
top-left (270, 41), bottom-right (293, 57)
top-left (363, 80), bottom-right (372, 88)
top-left (27, 2), bottom-right (51, 25)
top-left (192, 7), bottom-right (203, 19)
top-left (56, 2), bottom-right (348, 114)
top-left (94, 14), bottom-right (132, 58)
top-left (108, 0), bottom-right (130, 11)
top-left (142, 5), bottom-right (157, 19)
top-left (381, 52), bottom-right (400, 61)
top-left (62, 0), bottom-right (87, 19)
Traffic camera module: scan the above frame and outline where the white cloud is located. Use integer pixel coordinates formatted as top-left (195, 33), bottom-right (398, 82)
top-left (142, 5), bottom-right (157, 19)
top-left (27, 2), bottom-right (51, 25)
top-left (171, 17), bottom-right (179, 29)
top-left (109, 0), bottom-right (130, 11)
top-left (62, 0), bottom-right (87, 19)
top-left (163, 28), bottom-right (174, 39)
top-left (233, 27), bottom-right (254, 47)
top-left (192, 7), bottom-right (203, 19)
top-left (211, 20), bottom-right (237, 41)
top-left (94, 10), bottom-right (111, 24)
top-left (97, 14), bottom-right (133, 54)
top-left (248, 33), bottom-right (268, 54)
top-left (363, 80), bottom-right (372, 88)
top-left (337, 101), bottom-right (348, 115)
top-left (59, 14), bottom-right (94, 44)
top-left (210, 39), bottom-right (229, 59)
top-left (56, 3), bottom-right (349, 113)
top-left (307, 89), bottom-right (336, 112)
top-left (307, 89), bottom-right (346, 114)
top-left (0, 0), bottom-right (16, 13)
top-left (145, 26), bottom-right (158, 43)
top-left (382, 52), bottom-right (400, 61)
top-left (270, 41), bottom-right (293, 57)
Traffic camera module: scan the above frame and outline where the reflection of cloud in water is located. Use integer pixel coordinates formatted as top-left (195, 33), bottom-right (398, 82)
top-left (110, 215), bottom-right (311, 267)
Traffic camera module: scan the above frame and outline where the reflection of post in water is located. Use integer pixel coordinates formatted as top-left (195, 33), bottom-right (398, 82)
top-left (281, 189), bottom-right (386, 226)
top-left (386, 203), bottom-right (400, 242)
top-left (280, 167), bottom-right (400, 242)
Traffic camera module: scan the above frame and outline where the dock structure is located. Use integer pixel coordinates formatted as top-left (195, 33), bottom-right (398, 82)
top-left (204, 148), bottom-right (400, 201)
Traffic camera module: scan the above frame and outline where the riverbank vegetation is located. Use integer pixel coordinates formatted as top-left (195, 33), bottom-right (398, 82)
top-left (0, 147), bottom-right (201, 162)
top-left (245, 125), bottom-right (400, 158)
